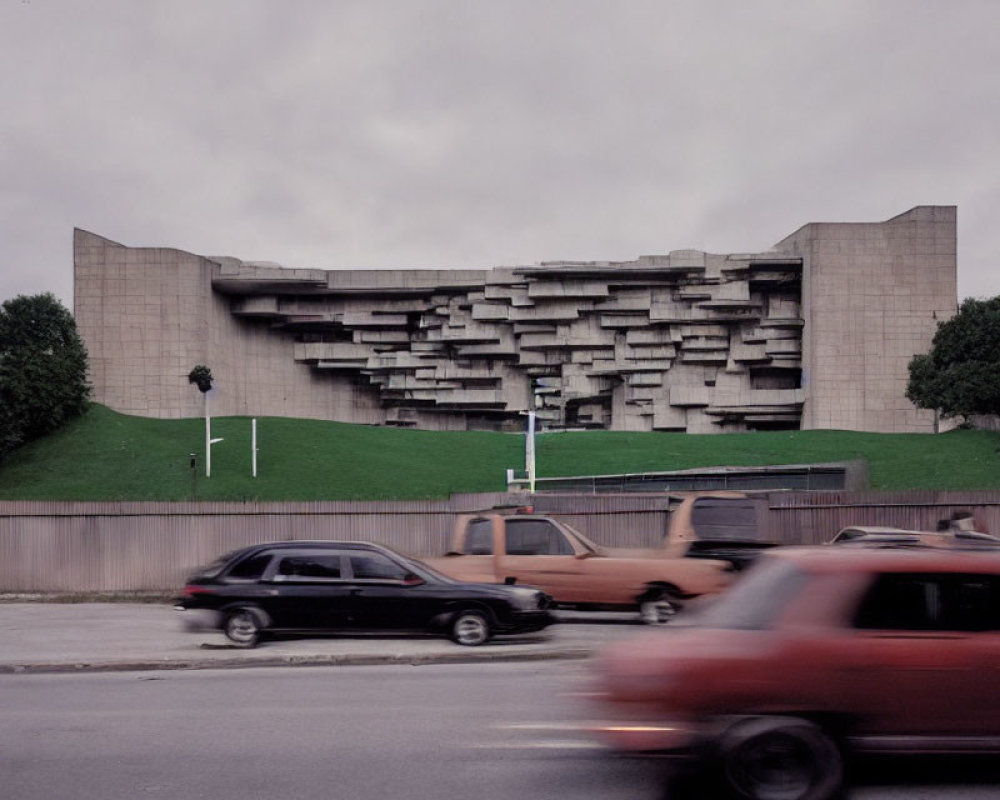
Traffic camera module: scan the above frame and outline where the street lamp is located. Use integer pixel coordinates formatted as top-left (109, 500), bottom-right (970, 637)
top-left (188, 365), bottom-right (223, 478)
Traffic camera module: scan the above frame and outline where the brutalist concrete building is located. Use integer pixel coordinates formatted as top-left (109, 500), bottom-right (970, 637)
top-left (73, 206), bottom-right (956, 433)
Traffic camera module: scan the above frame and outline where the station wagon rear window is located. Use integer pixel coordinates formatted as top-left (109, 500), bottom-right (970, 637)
top-left (227, 553), bottom-right (273, 580)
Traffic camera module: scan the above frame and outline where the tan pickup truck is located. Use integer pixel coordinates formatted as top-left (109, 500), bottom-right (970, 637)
top-left (425, 508), bottom-right (737, 624)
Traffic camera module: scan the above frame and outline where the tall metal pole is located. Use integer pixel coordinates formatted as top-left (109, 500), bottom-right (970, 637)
top-left (526, 410), bottom-right (536, 494)
top-left (205, 391), bottom-right (211, 478)
top-left (252, 418), bottom-right (258, 478)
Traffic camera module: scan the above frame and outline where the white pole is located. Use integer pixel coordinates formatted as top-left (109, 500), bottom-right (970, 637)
top-left (526, 410), bottom-right (536, 494)
top-left (205, 392), bottom-right (211, 478)
top-left (252, 418), bottom-right (257, 478)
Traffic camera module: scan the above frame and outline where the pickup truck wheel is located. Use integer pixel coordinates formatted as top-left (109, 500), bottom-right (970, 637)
top-left (717, 717), bottom-right (843, 800)
top-left (450, 610), bottom-right (491, 646)
top-left (223, 608), bottom-right (262, 648)
top-left (639, 589), bottom-right (681, 624)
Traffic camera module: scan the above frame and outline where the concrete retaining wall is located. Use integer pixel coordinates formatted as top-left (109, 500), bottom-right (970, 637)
top-left (2, 491), bottom-right (998, 592)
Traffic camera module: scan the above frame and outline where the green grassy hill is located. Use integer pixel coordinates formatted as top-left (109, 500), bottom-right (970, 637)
top-left (0, 404), bottom-right (997, 501)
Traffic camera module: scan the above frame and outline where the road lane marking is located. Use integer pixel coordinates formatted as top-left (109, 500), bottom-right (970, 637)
top-left (466, 739), bottom-right (605, 751)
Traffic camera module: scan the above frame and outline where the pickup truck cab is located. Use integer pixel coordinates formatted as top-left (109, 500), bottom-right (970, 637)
top-left (426, 510), bottom-right (734, 623)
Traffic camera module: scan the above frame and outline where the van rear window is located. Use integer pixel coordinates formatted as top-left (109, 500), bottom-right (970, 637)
top-left (690, 498), bottom-right (760, 542)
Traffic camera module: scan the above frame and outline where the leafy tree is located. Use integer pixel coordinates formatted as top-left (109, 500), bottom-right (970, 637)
top-left (187, 365), bottom-right (213, 393)
top-left (907, 296), bottom-right (1000, 420)
top-left (0, 293), bottom-right (91, 458)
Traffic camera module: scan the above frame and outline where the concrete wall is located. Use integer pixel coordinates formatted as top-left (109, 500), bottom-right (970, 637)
top-left (773, 206), bottom-right (956, 432)
top-left (74, 230), bottom-right (383, 422)
top-left (0, 494), bottom-right (667, 592)
top-left (3, 491), bottom-right (997, 593)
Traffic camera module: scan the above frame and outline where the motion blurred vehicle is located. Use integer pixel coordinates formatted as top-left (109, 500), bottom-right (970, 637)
top-left (175, 541), bottom-right (553, 647)
top-left (588, 545), bottom-right (1000, 800)
top-left (830, 525), bottom-right (1000, 547)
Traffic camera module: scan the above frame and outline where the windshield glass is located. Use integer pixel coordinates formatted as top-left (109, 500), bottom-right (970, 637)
top-left (682, 557), bottom-right (806, 630)
top-left (397, 555), bottom-right (459, 584)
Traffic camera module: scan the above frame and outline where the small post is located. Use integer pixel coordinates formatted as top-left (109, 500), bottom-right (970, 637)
top-left (204, 392), bottom-right (224, 477)
top-left (189, 452), bottom-right (197, 500)
top-left (252, 418), bottom-right (258, 478)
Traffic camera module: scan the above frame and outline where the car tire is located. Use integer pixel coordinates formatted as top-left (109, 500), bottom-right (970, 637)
top-left (716, 716), bottom-right (844, 800)
top-left (638, 588), bottom-right (681, 624)
top-left (223, 608), bottom-right (263, 649)
top-left (450, 610), bottom-right (491, 646)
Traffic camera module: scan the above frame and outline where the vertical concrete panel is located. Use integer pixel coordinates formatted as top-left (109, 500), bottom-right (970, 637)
top-left (74, 231), bottom-right (214, 418)
top-left (773, 207), bottom-right (955, 433)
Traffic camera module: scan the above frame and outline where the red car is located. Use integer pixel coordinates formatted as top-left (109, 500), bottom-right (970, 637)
top-left (588, 545), bottom-right (1000, 800)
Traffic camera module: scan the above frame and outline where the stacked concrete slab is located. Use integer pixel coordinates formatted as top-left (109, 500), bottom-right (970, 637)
top-left (73, 206), bottom-right (955, 433)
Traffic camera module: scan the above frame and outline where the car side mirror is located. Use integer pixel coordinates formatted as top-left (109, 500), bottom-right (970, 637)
top-left (402, 573), bottom-right (425, 586)
top-left (575, 551), bottom-right (593, 560)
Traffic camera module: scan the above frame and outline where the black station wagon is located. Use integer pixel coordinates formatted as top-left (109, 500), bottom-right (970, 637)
top-left (174, 540), bottom-right (554, 647)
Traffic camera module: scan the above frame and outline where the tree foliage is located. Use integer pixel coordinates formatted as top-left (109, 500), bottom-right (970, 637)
top-left (187, 365), bottom-right (213, 393)
top-left (907, 296), bottom-right (1000, 420)
top-left (0, 293), bottom-right (91, 458)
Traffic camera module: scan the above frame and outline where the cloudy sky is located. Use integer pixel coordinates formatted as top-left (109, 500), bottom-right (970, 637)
top-left (2, 0), bottom-right (998, 310)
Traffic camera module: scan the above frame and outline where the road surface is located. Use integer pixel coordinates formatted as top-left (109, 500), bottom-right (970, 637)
top-left (2, 661), bottom-right (997, 799)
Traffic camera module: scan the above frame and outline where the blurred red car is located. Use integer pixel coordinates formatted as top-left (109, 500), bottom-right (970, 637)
top-left (588, 545), bottom-right (1000, 800)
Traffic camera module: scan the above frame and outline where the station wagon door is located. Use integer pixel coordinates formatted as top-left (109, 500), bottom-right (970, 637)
top-left (264, 551), bottom-right (354, 631)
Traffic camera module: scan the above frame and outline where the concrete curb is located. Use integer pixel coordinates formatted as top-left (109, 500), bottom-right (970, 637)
top-left (0, 647), bottom-right (594, 676)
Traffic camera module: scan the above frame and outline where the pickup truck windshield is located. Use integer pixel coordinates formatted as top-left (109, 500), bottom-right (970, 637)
top-left (560, 521), bottom-right (601, 554)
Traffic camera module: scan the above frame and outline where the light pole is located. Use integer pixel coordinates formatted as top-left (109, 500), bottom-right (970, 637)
top-left (204, 388), bottom-right (225, 478)
top-left (188, 365), bottom-right (222, 478)
top-left (525, 410), bottom-right (536, 494)
top-left (252, 418), bottom-right (258, 478)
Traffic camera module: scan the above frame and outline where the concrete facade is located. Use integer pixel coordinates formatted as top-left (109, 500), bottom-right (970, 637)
top-left (73, 206), bottom-right (956, 433)
top-left (772, 206), bottom-right (957, 433)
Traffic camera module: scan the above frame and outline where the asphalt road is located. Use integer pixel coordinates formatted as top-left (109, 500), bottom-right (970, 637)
top-left (3, 661), bottom-right (999, 800)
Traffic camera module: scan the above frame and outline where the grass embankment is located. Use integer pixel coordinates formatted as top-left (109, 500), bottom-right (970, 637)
top-left (0, 404), bottom-right (997, 501)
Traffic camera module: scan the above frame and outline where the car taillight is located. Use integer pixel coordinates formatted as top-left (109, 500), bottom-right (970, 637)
top-left (182, 585), bottom-right (215, 597)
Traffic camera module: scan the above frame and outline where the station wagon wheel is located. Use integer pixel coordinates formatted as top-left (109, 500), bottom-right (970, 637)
top-left (718, 717), bottom-right (843, 800)
top-left (639, 589), bottom-right (681, 624)
top-left (224, 609), bottom-right (262, 648)
top-left (450, 610), bottom-right (491, 646)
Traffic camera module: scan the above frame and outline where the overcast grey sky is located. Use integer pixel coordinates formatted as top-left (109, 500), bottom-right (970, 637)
top-left (2, 0), bottom-right (998, 310)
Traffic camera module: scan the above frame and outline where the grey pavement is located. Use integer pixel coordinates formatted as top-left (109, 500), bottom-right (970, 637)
top-left (0, 603), bottom-right (645, 674)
